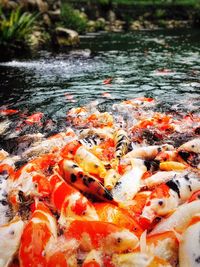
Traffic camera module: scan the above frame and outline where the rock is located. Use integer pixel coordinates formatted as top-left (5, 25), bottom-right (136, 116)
top-left (36, 0), bottom-right (48, 13)
top-left (55, 27), bottom-right (79, 47)
top-left (22, 0), bottom-right (37, 8)
top-left (108, 20), bottom-right (125, 32)
top-left (53, 1), bottom-right (60, 11)
top-left (130, 20), bottom-right (144, 31)
top-left (87, 20), bottom-right (96, 32)
top-left (7, 1), bottom-right (19, 9)
top-left (108, 10), bottom-right (116, 23)
top-left (43, 13), bottom-right (51, 27)
top-left (48, 9), bottom-right (60, 21)
top-left (96, 17), bottom-right (106, 30)
top-left (29, 30), bottom-right (50, 49)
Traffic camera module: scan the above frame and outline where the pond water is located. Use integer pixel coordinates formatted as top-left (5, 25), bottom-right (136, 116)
top-left (0, 29), bottom-right (200, 120)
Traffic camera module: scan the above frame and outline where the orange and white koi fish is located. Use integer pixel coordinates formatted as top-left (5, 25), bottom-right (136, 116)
top-left (19, 202), bottom-right (57, 267)
top-left (94, 202), bottom-right (143, 237)
top-left (103, 78), bottom-right (113, 85)
top-left (0, 218), bottom-right (24, 267)
top-left (82, 250), bottom-right (103, 267)
top-left (64, 220), bottom-right (139, 253)
top-left (7, 154), bottom-right (56, 209)
top-left (50, 173), bottom-right (99, 225)
top-left (45, 236), bottom-right (79, 267)
top-left (140, 172), bottom-right (200, 229)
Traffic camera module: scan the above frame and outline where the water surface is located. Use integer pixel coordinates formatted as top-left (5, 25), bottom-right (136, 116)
top-left (0, 29), bottom-right (200, 120)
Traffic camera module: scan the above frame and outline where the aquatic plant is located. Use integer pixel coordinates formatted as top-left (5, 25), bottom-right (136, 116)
top-left (0, 7), bottom-right (37, 48)
top-left (61, 3), bottom-right (88, 34)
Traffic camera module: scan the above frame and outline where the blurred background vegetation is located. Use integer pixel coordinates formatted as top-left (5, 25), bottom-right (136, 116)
top-left (0, 0), bottom-right (199, 56)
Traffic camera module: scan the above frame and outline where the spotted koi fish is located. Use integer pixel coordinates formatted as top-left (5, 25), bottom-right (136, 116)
top-left (140, 172), bottom-right (200, 229)
top-left (59, 159), bottom-right (114, 202)
top-left (114, 129), bottom-right (130, 160)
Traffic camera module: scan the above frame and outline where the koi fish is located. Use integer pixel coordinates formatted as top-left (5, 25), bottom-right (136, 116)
top-left (159, 161), bottom-right (187, 171)
top-left (114, 129), bottom-right (130, 160)
top-left (7, 154), bottom-right (55, 209)
top-left (0, 164), bottom-right (14, 226)
top-left (62, 140), bottom-right (107, 179)
top-left (25, 112), bottom-right (44, 125)
top-left (94, 202), bottom-right (143, 237)
top-left (140, 172), bottom-right (200, 229)
top-left (122, 97), bottom-right (155, 108)
top-left (22, 129), bottom-right (77, 160)
top-left (59, 159), bottom-right (113, 201)
top-left (143, 171), bottom-right (180, 188)
top-left (112, 159), bottom-right (147, 203)
top-left (104, 168), bottom-right (120, 190)
top-left (103, 78), bottom-right (113, 85)
top-left (178, 138), bottom-right (200, 169)
top-left (0, 149), bottom-right (9, 162)
top-left (123, 144), bottom-right (174, 161)
top-left (150, 200), bottom-right (200, 235)
top-left (179, 219), bottom-right (200, 267)
top-left (49, 173), bottom-right (99, 225)
top-left (45, 236), bottom-right (79, 267)
top-left (64, 220), bottom-right (139, 253)
top-left (0, 218), bottom-right (24, 267)
top-left (19, 202), bottom-right (57, 267)
top-left (0, 119), bottom-right (10, 135)
top-left (112, 252), bottom-right (171, 267)
top-left (82, 250), bottom-right (102, 267)
top-left (0, 109), bottom-right (19, 116)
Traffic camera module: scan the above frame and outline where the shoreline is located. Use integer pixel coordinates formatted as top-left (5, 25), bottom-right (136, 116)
top-left (0, 0), bottom-right (199, 58)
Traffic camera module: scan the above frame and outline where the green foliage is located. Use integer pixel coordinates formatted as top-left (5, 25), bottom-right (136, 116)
top-left (155, 9), bottom-right (166, 18)
top-left (61, 3), bottom-right (88, 33)
top-left (98, 0), bottom-right (111, 5)
top-left (0, 7), bottom-right (37, 47)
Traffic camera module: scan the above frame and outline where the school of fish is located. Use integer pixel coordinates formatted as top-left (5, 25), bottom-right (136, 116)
top-left (0, 96), bottom-right (200, 267)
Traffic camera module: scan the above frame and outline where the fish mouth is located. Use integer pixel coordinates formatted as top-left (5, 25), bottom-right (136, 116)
top-left (178, 150), bottom-right (199, 167)
top-left (178, 151), bottom-right (190, 162)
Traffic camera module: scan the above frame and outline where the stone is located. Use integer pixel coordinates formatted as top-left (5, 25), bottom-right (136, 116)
top-left (43, 13), bottom-right (51, 27)
top-left (55, 27), bottom-right (80, 47)
top-left (48, 9), bottom-right (60, 21)
top-left (87, 20), bottom-right (96, 32)
top-left (7, 1), bottom-right (19, 9)
top-left (96, 17), bottom-right (106, 30)
top-left (36, 0), bottom-right (48, 13)
top-left (130, 20), bottom-right (144, 31)
top-left (29, 30), bottom-right (50, 49)
top-left (22, 0), bottom-right (37, 8)
top-left (108, 10), bottom-right (116, 23)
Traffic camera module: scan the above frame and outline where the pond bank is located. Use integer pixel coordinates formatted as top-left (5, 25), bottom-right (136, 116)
top-left (0, 0), bottom-right (200, 58)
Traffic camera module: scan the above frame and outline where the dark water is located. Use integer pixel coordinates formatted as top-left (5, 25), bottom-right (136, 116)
top-left (0, 29), bottom-right (200, 120)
